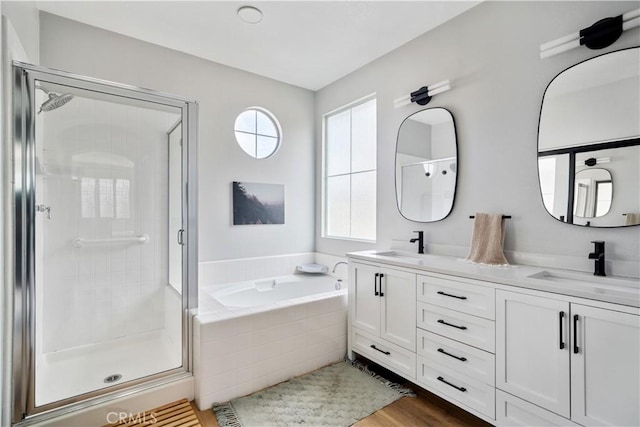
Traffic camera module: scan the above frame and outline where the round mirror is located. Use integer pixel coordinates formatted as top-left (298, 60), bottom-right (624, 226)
top-left (395, 108), bottom-right (457, 222)
top-left (537, 47), bottom-right (640, 227)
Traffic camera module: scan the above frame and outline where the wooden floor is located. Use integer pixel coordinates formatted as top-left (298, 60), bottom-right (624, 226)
top-left (191, 383), bottom-right (492, 427)
top-left (191, 401), bottom-right (217, 426)
top-left (354, 384), bottom-right (492, 427)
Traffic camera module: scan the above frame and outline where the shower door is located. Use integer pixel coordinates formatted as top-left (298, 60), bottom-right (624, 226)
top-left (13, 63), bottom-right (198, 421)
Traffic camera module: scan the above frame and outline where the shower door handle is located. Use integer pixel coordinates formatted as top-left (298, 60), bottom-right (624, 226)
top-left (36, 204), bottom-right (51, 220)
top-left (177, 229), bottom-right (185, 245)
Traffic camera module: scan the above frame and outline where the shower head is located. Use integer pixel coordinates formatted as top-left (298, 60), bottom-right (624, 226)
top-left (38, 91), bottom-right (74, 114)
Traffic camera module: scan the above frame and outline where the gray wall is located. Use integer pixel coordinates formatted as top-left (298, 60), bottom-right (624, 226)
top-left (1, 1), bottom-right (39, 62)
top-left (315, 1), bottom-right (640, 274)
top-left (39, 12), bottom-right (316, 262)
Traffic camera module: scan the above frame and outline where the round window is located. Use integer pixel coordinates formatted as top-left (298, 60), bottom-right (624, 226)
top-left (234, 107), bottom-right (282, 159)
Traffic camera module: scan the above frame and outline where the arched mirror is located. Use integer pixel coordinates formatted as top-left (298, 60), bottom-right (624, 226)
top-left (395, 108), bottom-right (457, 222)
top-left (538, 47), bottom-right (640, 227)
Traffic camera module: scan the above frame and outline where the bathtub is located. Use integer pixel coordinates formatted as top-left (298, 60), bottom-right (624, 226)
top-left (203, 274), bottom-right (344, 308)
top-left (194, 273), bottom-right (348, 410)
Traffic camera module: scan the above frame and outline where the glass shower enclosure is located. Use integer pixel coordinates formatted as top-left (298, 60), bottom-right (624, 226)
top-left (11, 63), bottom-right (198, 423)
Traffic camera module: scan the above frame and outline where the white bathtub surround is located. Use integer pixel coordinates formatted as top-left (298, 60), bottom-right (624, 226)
top-left (198, 252), bottom-right (350, 287)
top-left (194, 277), bottom-right (347, 410)
top-left (198, 253), bottom-right (315, 287)
top-left (315, 252), bottom-right (350, 281)
top-left (205, 275), bottom-right (343, 308)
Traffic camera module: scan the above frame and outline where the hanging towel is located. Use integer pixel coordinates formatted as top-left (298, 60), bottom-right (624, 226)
top-left (625, 213), bottom-right (640, 226)
top-left (466, 213), bottom-right (509, 266)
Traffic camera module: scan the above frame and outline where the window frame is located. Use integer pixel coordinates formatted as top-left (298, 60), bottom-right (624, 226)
top-left (234, 106), bottom-right (282, 159)
top-left (321, 93), bottom-right (377, 242)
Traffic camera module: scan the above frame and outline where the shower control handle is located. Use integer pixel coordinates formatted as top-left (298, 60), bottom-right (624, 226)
top-left (36, 204), bottom-right (51, 220)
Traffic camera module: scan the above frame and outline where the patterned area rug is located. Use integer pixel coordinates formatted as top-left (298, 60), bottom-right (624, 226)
top-left (213, 360), bottom-right (414, 426)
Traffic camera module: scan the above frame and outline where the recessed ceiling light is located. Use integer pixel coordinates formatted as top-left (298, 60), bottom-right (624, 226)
top-left (237, 6), bottom-right (263, 24)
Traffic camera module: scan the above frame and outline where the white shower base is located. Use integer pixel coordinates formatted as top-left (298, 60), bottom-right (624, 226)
top-left (36, 329), bottom-right (182, 407)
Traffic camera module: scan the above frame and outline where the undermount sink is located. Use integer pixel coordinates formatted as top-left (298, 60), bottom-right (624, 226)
top-left (374, 251), bottom-right (424, 263)
top-left (527, 270), bottom-right (640, 299)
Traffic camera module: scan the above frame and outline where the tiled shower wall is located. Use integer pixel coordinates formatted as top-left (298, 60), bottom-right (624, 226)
top-left (37, 92), bottom-right (180, 353)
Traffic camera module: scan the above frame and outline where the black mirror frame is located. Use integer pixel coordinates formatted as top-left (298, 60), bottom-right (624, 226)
top-left (394, 106), bottom-right (459, 223)
top-left (536, 46), bottom-right (640, 228)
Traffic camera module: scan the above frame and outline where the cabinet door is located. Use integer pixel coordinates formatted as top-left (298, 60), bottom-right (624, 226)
top-left (570, 304), bottom-right (640, 426)
top-left (496, 290), bottom-right (571, 418)
top-left (496, 390), bottom-right (580, 427)
top-left (350, 262), bottom-right (380, 335)
top-left (379, 268), bottom-right (416, 351)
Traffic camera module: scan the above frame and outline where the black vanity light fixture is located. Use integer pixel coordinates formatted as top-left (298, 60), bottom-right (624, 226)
top-left (540, 8), bottom-right (639, 58)
top-left (393, 80), bottom-right (450, 108)
top-left (584, 157), bottom-right (611, 167)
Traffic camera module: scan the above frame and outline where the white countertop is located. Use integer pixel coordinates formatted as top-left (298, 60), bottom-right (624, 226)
top-left (347, 250), bottom-right (640, 308)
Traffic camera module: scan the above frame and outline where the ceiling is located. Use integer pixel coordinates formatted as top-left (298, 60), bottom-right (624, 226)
top-left (37, 1), bottom-right (480, 91)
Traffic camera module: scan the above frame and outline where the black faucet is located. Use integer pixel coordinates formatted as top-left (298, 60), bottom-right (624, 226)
top-left (588, 241), bottom-right (606, 277)
top-left (410, 231), bottom-right (424, 254)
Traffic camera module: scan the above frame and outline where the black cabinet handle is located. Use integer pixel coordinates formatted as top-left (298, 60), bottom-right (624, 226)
top-left (370, 344), bottom-right (390, 355)
top-left (559, 311), bottom-right (565, 350)
top-left (437, 291), bottom-right (467, 300)
top-left (437, 348), bottom-right (467, 362)
top-left (374, 273), bottom-right (379, 296)
top-left (573, 314), bottom-right (579, 354)
top-left (379, 273), bottom-right (385, 297)
top-left (437, 319), bottom-right (467, 330)
top-left (437, 376), bottom-right (467, 392)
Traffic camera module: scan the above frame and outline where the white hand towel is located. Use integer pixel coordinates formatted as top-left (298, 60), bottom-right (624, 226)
top-left (466, 213), bottom-right (509, 266)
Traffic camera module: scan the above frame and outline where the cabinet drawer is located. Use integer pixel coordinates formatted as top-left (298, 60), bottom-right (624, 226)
top-left (418, 356), bottom-right (495, 419)
top-left (352, 329), bottom-right (416, 379)
top-left (418, 274), bottom-right (495, 320)
top-left (418, 302), bottom-right (495, 352)
top-left (496, 390), bottom-right (579, 426)
top-left (417, 329), bottom-right (495, 386)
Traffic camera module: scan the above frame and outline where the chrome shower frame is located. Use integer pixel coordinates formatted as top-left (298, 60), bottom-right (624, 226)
top-left (11, 62), bottom-right (199, 425)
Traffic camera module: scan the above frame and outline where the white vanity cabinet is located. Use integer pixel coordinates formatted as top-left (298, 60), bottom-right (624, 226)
top-left (349, 261), bottom-right (417, 378)
top-left (570, 304), bottom-right (640, 426)
top-left (496, 390), bottom-right (581, 427)
top-left (496, 290), bottom-right (640, 426)
top-left (416, 273), bottom-right (496, 420)
top-left (496, 290), bottom-right (571, 417)
top-left (348, 251), bottom-right (639, 427)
